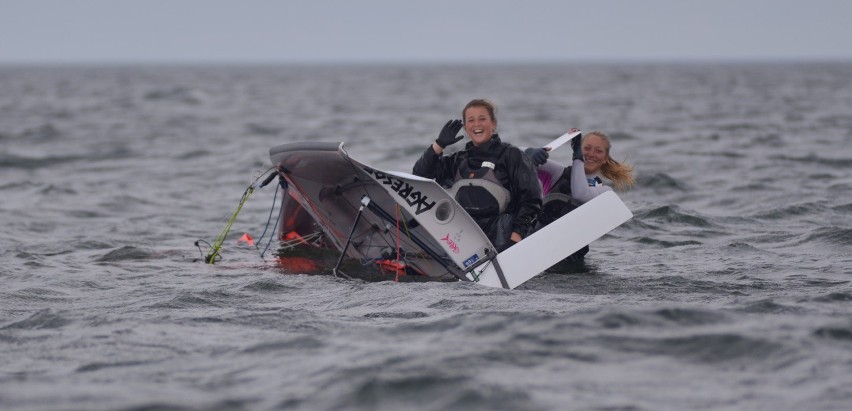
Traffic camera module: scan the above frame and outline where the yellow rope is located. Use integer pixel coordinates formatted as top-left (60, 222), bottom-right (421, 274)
top-left (205, 186), bottom-right (254, 264)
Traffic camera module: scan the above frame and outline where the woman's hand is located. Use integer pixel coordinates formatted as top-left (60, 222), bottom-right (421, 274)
top-left (524, 147), bottom-right (550, 167)
top-left (510, 232), bottom-right (523, 243)
top-left (571, 133), bottom-right (584, 162)
top-left (435, 119), bottom-right (464, 148)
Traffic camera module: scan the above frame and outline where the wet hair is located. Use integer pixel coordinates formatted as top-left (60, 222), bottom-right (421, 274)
top-left (462, 99), bottom-right (497, 126)
top-left (584, 130), bottom-right (635, 191)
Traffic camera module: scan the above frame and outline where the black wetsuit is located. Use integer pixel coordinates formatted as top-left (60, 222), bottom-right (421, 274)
top-left (533, 158), bottom-right (611, 262)
top-left (413, 135), bottom-right (542, 251)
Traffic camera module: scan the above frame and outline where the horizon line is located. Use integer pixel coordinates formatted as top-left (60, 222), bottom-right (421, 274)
top-left (2, 56), bottom-right (852, 67)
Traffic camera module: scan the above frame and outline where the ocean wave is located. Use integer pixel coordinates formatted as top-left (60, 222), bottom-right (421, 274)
top-left (175, 149), bottom-right (214, 160)
top-left (337, 375), bottom-right (535, 411)
top-left (1, 308), bottom-right (70, 330)
top-left (150, 290), bottom-right (235, 310)
top-left (764, 226), bottom-right (852, 249)
top-left (812, 292), bottom-right (852, 303)
top-left (801, 227), bottom-right (852, 247)
top-left (226, 310), bottom-right (336, 331)
top-left (726, 242), bottom-right (773, 253)
top-left (738, 299), bottom-right (806, 314)
top-left (715, 122), bottom-right (766, 133)
top-left (240, 279), bottom-right (299, 293)
top-left (0, 152), bottom-right (87, 169)
top-left (596, 307), bottom-right (727, 329)
top-left (75, 240), bottom-right (116, 250)
top-left (76, 360), bottom-right (150, 373)
top-left (771, 154), bottom-right (852, 168)
top-left (730, 181), bottom-right (777, 192)
top-left (1, 143), bottom-right (135, 170)
top-left (96, 194), bottom-right (157, 214)
top-left (0, 123), bottom-right (62, 141)
top-left (246, 122), bottom-right (284, 136)
top-left (635, 172), bottom-right (690, 191)
top-left (832, 203), bottom-right (852, 213)
top-left (363, 311), bottom-right (430, 319)
top-left (653, 307), bottom-right (728, 325)
top-left (242, 336), bottom-right (327, 354)
top-left (813, 324), bottom-right (852, 342)
top-left (96, 246), bottom-right (154, 262)
top-left (816, 114), bottom-right (852, 128)
top-left (633, 204), bottom-right (717, 228)
top-left (144, 86), bottom-right (206, 105)
top-left (643, 275), bottom-right (766, 296)
top-left (64, 209), bottom-right (106, 219)
top-left (630, 236), bottom-right (702, 248)
top-left (597, 333), bottom-right (792, 365)
top-left (750, 201), bottom-right (829, 220)
top-left (36, 183), bottom-right (78, 195)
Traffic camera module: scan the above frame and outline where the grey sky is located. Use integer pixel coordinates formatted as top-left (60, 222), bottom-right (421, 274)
top-left (2, 0), bottom-right (850, 63)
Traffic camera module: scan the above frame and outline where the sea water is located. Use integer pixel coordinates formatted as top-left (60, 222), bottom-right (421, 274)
top-left (1, 63), bottom-right (851, 410)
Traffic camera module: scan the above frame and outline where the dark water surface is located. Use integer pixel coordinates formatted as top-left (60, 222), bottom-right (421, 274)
top-left (2, 63), bottom-right (851, 410)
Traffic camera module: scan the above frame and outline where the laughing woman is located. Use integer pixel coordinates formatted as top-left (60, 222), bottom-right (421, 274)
top-left (413, 99), bottom-right (541, 252)
top-left (524, 130), bottom-right (635, 260)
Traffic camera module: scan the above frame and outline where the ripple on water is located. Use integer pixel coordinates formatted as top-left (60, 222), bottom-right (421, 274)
top-left (596, 307), bottom-right (727, 329)
top-left (597, 332), bottom-right (794, 366)
top-left (800, 226), bottom-right (852, 247)
top-left (636, 172), bottom-right (690, 192)
top-left (813, 323), bottom-right (852, 343)
top-left (1, 309), bottom-right (71, 330)
top-left (95, 246), bottom-right (154, 262)
top-left (750, 201), bottom-right (829, 220)
top-left (634, 204), bottom-right (717, 228)
top-left (811, 292), bottom-right (852, 303)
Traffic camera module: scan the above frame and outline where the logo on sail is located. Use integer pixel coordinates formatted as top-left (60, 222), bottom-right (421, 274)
top-left (362, 167), bottom-right (436, 215)
top-left (440, 233), bottom-right (460, 254)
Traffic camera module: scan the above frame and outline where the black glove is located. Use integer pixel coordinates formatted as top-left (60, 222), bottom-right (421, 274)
top-left (524, 147), bottom-right (549, 167)
top-left (571, 133), bottom-right (584, 162)
top-left (435, 119), bottom-right (464, 148)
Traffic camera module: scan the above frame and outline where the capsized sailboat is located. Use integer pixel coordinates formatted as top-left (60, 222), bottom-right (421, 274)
top-left (266, 141), bottom-right (633, 289)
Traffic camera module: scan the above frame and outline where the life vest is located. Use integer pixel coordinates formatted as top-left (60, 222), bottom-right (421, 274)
top-left (450, 149), bottom-right (511, 219)
top-left (537, 166), bottom-right (602, 227)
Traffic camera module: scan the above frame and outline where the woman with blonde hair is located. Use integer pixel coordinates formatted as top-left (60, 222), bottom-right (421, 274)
top-left (523, 130), bottom-right (634, 260)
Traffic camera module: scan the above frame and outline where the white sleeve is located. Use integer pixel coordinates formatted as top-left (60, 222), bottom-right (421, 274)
top-left (570, 159), bottom-right (612, 203)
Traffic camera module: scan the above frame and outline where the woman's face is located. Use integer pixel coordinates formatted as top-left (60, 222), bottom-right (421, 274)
top-left (463, 106), bottom-right (496, 146)
top-left (582, 134), bottom-right (609, 174)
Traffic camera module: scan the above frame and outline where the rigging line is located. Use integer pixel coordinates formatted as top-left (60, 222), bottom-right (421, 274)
top-left (366, 200), bottom-right (468, 281)
top-left (395, 215), bottom-right (427, 260)
top-left (395, 204), bottom-right (403, 281)
top-left (278, 231), bottom-right (324, 250)
top-left (255, 178), bottom-right (280, 247)
top-left (260, 195), bottom-right (283, 259)
top-left (399, 211), bottom-right (417, 242)
top-left (336, 145), bottom-right (457, 277)
top-left (205, 186), bottom-right (254, 264)
top-left (250, 166), bottom-right (277, 187)
top-left (328, 149), bottom-right (413, 257)
top-left (394, 207), bottom-right (430, 258)
top-left (284, 175), bottom-right (347, 246)
top-left (340, 144), bottom-right (374, 204)
top-left (338, 149), bottom-right (421, 263)
top-left (258, 172), bottom-right (289, 259)
top-left (202, 166), bottom-right (279, 264)
top-left (359, 226), bottom-right (402, 263)
top-left (358, 227), bottom-right (378, 266)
